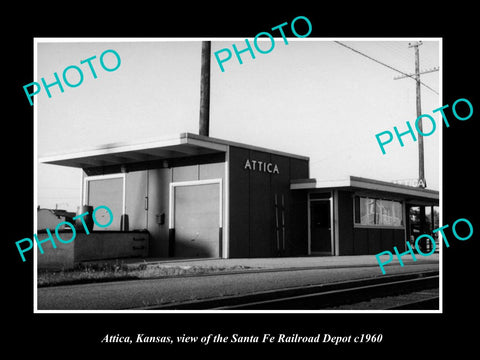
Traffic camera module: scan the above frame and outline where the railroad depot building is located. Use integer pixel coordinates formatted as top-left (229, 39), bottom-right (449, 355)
top-left (38, 132), bottom-right (439, 269)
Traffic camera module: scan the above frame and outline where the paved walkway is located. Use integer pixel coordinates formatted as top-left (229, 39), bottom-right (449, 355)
top-left (89, 253), bottom-right (440, 273)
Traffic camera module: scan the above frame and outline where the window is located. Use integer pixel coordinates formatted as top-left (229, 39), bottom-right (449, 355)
top-left (354, 196), bottom-right (403, 227)
top-left (85, 174), bottom-right (125, 231)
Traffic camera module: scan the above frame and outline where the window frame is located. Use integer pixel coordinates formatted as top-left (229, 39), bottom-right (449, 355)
top-left (83, 173), bottom-right (126, 231)
top-left (353, 194), bottom-right (405, 229)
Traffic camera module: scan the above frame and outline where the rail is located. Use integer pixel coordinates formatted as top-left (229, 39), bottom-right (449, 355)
top-left (136, 270), bottom-right (439, 310)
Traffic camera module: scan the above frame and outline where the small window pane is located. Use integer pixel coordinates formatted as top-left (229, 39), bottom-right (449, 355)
top-left (376, 199), bottom-right (403, 226)
top-left (360, 198), bottom-right (376, 225)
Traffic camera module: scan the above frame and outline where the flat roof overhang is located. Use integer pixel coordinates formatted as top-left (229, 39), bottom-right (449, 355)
top-left (291, 175), bottom-right (439, 205)
top-left (39, 133), bottom-right (228, 170)
top-left (40, 133), bottom-right (309, 174)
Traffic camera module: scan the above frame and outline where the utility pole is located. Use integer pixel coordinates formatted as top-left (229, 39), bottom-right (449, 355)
top-left (394, 41), bottom-right (438, 189)
top-left (411, 41), bottom-right (425, 188)
top-left (199, 41), bottom-right (211, 137)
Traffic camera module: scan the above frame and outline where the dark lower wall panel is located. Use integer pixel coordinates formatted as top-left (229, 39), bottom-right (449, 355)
top-left (353, 228), bottom-right (369, 254)
top-left (353, 228), bottom-right (406, 255)
top-left (380, 229), bottom-right (394, 252)
top-left (290, 190), bottom-right (308, 255)
top-left (393, 229), bottom-right (406, 251)
top-left (337, 190), bottom-right (354, 255)
top-left (368, 230), bottom-right (382, 254)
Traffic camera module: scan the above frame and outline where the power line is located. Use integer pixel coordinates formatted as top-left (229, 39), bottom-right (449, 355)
top-left (334, 41), bottom-right (439, 95)
top-left (375, 42), bottom-right (413, 65)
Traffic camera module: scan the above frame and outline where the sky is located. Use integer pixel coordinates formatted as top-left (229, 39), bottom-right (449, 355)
top-left (36, 38), bottom-right (440, 211)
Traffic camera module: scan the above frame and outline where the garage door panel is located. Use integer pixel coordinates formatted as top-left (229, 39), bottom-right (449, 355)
top-left (174, 183), bottom-right (220, 258)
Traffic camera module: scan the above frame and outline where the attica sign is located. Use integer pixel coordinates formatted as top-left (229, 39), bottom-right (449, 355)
top-left (244, 159), bottom-right (279, 174)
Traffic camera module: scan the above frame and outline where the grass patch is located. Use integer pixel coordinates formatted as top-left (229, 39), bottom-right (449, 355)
top-left (37, 261), bottom-right (259, 287)
top-left (37, 261), bottom-right (140, 287)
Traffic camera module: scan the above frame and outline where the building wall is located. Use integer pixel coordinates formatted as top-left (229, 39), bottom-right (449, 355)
top-left (288, 158), bottom-right (310, 256)
top-left (228, 146), bottom-right (309, 258)
top-left (352, 227), bottom-right (404, 255)
top-left (125, 171), bottom-right (148, 230)
top-left (336, 190), bottom-right (355, 255)
top-left (84, 157), bottom-right (226, 259)
top-left (146, 168), bottom-right (170, 257)
top-left (228, 148), bottom-right (250, 257)
top-left (290, 189), bottom-right (309, 255)
top-left (82, 147), bottom-right (310, 259)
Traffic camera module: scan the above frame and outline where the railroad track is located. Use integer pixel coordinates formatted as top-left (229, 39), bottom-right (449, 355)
top-left (386, 296), bottom-right (439, 310)
top-left (137, 270), bottom-right (439, 310)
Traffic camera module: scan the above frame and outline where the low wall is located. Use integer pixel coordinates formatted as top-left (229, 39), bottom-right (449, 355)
top-left (37, 233), bottom-right (75, 270)
top-left (36, 230), bottom-right (149, 270)
top-left (74, 231), bottom-right (149, 262)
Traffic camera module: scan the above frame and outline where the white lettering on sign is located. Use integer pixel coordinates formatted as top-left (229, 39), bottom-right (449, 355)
top-left (392, 178), bottom-right (426, 188)
top-left (244, 159), bottom-right (279, 174)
